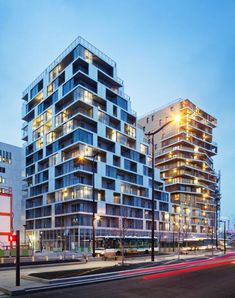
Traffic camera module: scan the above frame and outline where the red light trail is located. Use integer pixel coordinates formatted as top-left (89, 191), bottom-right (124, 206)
top-left (143, 259), bottom-right (235, 280)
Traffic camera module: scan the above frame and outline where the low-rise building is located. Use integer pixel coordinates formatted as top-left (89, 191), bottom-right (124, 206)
top-left (0, 142), bottom-right (24, 247)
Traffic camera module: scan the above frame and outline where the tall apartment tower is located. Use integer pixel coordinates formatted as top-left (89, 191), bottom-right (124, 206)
top-left (0, 142), bottom-right (24, 245)
top-left (22, 37), bottom-right (170, 252)
top-left (138, 99), bottom-right (218, 238)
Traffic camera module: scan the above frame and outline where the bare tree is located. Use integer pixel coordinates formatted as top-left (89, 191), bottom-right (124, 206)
top-left (118, 208), bottom-right (129, 266)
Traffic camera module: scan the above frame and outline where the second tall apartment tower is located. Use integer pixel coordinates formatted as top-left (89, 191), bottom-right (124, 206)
top-left (139, 99), bottom-right (218, 238)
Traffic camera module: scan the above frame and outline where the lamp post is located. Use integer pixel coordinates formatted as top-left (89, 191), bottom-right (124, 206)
top-left (211, 226), bottom-right (214, 256)
top-left (215, 171), bottom-right (221, 249)
top-left (39, 231), bottom-right (43, 252)
top-left (219, 220), bottom-right (226, 254)
top-left (172, 223), bottom-right (175, 252)
top-left (79, 152), bottom-right (98, 258)
top-left (145, 115), bottom-right (180, 262)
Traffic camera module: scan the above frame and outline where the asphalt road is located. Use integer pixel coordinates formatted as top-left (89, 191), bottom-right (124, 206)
top-left (17, 263), bottom-right (235, 298)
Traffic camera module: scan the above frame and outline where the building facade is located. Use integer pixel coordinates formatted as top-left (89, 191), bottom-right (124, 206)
top-left (138, 99), bottom-right (218, 239)
top-left (22, 36), bottom-right (170, 252)
top-left (0, 142), bottom-right (24, 246)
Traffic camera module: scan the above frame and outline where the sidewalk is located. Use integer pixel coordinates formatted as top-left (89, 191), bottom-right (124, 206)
top-left (0, 251), bottom-right (221, 296)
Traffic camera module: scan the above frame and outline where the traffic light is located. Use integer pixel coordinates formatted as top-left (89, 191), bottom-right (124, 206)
top-left (8, 234), bottom-right (17, 242)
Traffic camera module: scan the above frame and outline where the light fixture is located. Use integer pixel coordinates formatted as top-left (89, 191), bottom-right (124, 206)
top-left (174, 114), bottom-right (181, 123)
top-left (78, 155), bottom-right (85, 161)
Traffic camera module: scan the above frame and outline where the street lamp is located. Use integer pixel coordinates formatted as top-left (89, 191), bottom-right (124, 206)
top-left (219, 220), bottom-right (226, 254)
top-left (78, 152), bottom-right (98, 258)
top-left (172, 223), bottom-right (175, 252)
top-left (39, 231), bottom-right (43, 252)
top-left (145, 115), bottom-right (180, 262)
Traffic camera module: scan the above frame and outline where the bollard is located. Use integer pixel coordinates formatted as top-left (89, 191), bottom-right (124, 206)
top-left (72, 255), bottom-right (75, 260)
top-left (59, 255), bottom-right (63, 260)
top-left (32, 255), bottom-right (35, 262)
top-left (45, 256), bottom-right (49, 261)
top-left (0, 258), bottom-right (4, 264)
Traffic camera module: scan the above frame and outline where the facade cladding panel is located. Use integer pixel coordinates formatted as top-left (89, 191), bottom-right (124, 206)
top-left (22, 36), bottom-right (170, 251)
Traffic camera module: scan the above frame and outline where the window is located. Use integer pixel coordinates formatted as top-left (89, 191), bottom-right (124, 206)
top-left (49, 64), bottom-right (61, 81)
top-left (170, 106), bottom-right (174, 111)
top-left (146, 117), bottom-right (149, 123)
top-left (63, 78), bottom-right (74, 96)
top-left (159, 119), bottom-right (162, 126)
top-left (74, 128), bottom-right (93, 145)
top-left (0, 176), bottom-right (5, 184)
top-left (48, 73), bottom-right (65, 95)
top-left (113, 105), bottom-right (117, 117)
top-left (140, 144), bottom-right (148, 154)
top-left (49, 154), bottom-right (58, 166)
top-left (152, 115), bottom-right (154, 121)
top-left (106, 165), bottom-right (117, 178)
top-left (124, 124), bottom-right (136, 138)
top-left (73, 45), bottom-right (92, 63)
top-left (0, 167), bottom-right (5, 173)
top-left (136, 175), bottom-right (143, 185)
top-left (117, 97), bottom-right (127, 110)
top-left (143, 166), bottom-right (148, 176)
top-left (37, 91), bottom-right (58, 115)
top-left (30, 79), bottom-right (43, 99)
top-left (120, 110), bottom-right (136, 126)
top-left (0, 150), bottom-right (12, 164)
top-left (124, 159), bottom-right (137, 172)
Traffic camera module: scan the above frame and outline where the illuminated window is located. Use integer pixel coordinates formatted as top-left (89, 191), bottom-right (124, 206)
top-left (140, 143), bottom-right (148, 154)
top-left (47, 84), bottom-right (53, 95)
top-left (124, 124), bottom-right (136, 138)
top-left (0, 176), bottom-right (6, 184)
top-left (46, 132), bottom-right (55, 144)
top-left (49, 64), bottom-right (61, 81)
top-left (36, 138), bottom-right (43, 149)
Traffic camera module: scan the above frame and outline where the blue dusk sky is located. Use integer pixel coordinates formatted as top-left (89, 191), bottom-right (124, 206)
top-left (0, 0), bottom-right (234, 220)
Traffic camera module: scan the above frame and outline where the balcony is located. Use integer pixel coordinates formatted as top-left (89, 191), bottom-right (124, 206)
top-left (157, 152), bottom-right (213, 166)
top-left (181, 99), bottom-right (217, 127)
top-left (161, 132), bottom-right (217, 156)
top-left (47, 114), bottom-right (97, 145)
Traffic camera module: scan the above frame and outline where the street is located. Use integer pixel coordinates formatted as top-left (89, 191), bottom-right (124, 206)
top-left (16, 263), bottom-right (235, 298)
